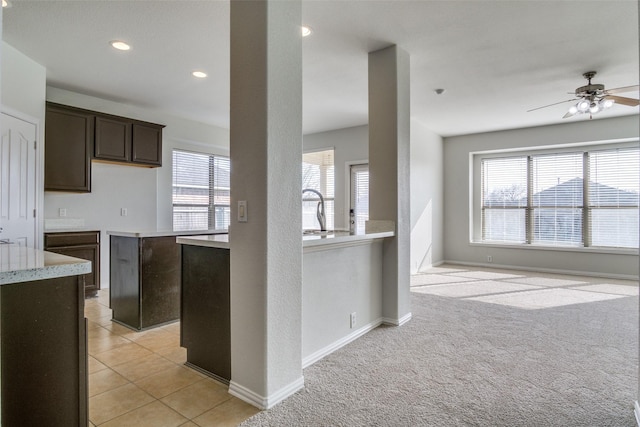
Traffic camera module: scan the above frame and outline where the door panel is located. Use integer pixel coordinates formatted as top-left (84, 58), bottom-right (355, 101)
top-left (0, 113), bottom-right (37, 247)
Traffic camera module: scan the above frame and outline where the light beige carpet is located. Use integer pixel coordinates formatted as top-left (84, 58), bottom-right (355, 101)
top-left (242, 265), bottom-right (638, 426)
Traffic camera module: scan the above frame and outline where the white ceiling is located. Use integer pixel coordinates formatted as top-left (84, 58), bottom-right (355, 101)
top-left (2, 0), bottom-right (639, 137)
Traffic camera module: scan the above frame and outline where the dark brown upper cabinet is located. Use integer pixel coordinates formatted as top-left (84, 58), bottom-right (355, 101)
top-left (45, 102), bottom-right (164, 192)
top-left (132, 123), bottom-right (163, 166)
top-left (95, 115), bottom-right (132, 162)
top-left (45, 103), bottom-right (93, 192)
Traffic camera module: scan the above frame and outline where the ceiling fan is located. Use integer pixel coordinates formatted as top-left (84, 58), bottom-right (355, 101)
top-left (528, 71), bottom-right (639, 119)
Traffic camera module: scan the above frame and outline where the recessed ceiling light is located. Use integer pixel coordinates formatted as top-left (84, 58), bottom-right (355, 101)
top-left (302, 26), bottom-right (313, 37)
top-left (192, 71), bottom-right (207, 79)
top-left (110, 40), bottom-right (131, 51)
top-left (2, 0), bottom-right (11, 8)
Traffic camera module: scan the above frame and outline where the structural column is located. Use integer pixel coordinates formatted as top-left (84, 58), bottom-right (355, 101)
top-left (368, 45), bottom-right (411, 325)
top-left (228, 0), bottom-right (303, 409)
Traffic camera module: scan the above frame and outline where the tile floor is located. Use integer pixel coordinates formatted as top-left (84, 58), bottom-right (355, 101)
top-left (85, 290), bottom-right (260, 427)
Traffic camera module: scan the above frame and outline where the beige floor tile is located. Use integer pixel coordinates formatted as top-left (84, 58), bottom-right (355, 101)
top-left (161, 378), bottom-right (231, 419)
top-left (178, 422), bottom-right (199, 427)
top-left (192, 398), bottom-right (260, 427)
top-left (93, 342), bottom-right (154, 366)
top-left (102, 321), bottom-right (137, 337)
top-left (135, 329), bottom-right (181, 353)
top-left (135, 365), bottom-right (204, 399)
top-left (88, 368), bottom-right (129, 397)
top-left (157, 346), bottom-right (188, 364)
top-left (161, 322), bottom-right (181, 335)
top-left (88, 334), bottom-right (131, 355)
top-left (87, 325), bottom-right (118, 340)
top-left (89, 382), bottom-right (155, 425)
top-left (96, 314), bottom-right (117, 326)
top-left (85, 304), bottom-right (113, 319)
top-left (88, 356), bottom-right (109, 374)
top-left (111, 353), bottom-right (178, 382)
top-left (100, 401), bottom-right (188, 427)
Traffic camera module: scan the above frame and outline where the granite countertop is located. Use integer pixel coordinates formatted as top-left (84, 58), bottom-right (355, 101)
top-left (107, 229), bottom-right (228, 238)
top-left (176, 230), bottom-right (394, 251)
top-left (0, 245), bottom-right (91, 286)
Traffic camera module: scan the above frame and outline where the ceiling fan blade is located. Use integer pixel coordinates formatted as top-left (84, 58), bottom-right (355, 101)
top-left (527, 99), bottom-right (576, 113)
top-left (562, 110), bottom-right (577, 119)
top-left (607, 95), bottom-right (640, 107)
top-left (605, 85), bottom-right (639, 95)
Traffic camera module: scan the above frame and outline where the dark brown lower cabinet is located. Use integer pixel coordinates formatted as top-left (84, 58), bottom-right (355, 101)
top-left (110, 235), bottom-right (181, 330)
top-left (1, 275), bottom-right (87, 426)
top-left (44, 231), bottom-right (101, 298)
top-left (180, 244), bottom-right (230, 383)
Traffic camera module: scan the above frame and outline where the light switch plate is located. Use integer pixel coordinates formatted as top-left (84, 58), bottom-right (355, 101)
top-left (238, 201), bottom-right (248, 222)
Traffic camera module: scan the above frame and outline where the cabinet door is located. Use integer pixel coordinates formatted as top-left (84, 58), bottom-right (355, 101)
top-left (45, 104), bottom-right (93, 192)
top-left (95, 115), bottom-right (132, 162)
top-left (46, 245), bottom-right (100, 296)
top-left (132, 123), bottom-right (162, 166)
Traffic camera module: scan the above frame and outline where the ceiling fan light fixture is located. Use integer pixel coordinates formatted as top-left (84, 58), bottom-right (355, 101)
top-left (589, 102), bottom-right (600, 114)
top-left (567, 105), bottom-right (578, 115)
top-left (600, 98), bottom-right (615, 109)
top-left (576, 99), bottom-right (590, 112)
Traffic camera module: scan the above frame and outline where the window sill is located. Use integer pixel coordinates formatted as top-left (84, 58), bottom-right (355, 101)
top-left (469, 241), bottom-right (639, 256)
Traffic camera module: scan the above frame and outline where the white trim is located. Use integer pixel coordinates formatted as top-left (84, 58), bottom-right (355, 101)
top-left (442, 260), bottom-right (639, 281)
top-left (344, 159), bottom-right (368, 229)
top-left (228, 376), bottom-right (305, 410)
top-left (302, 318), bottom-right (383, 368)
top-left (382, 312), bottom-right (412, 326)
top-left (634, 401), bottom-right (640, 426)
top-left (469, 241), bottom-right (639, 257)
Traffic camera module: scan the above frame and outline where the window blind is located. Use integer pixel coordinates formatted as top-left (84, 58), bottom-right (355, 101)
top-left (172, 150), bottom-right (230, 231)
top-left (302, 149), bottom-right (335, 230)
top-left (531, 152), bottom-right (583, 245)
top-left (479, 144), bottom-right (639, 249)
top-left (350, 164), bottom-right (369, 234)
top-left (589, 147), bottom-right (639, 248)
top-left (481, 156), bottom-right (527, 243)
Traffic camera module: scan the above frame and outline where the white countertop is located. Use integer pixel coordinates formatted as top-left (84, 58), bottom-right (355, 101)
top-left (108, 229), bottom-right (228, 238)
top-left (0, 245), bottom-right (91, 286)
top-left (176, 230), bottom-right (394, 250)
top-left (177, 234), bottom-right (230, 249)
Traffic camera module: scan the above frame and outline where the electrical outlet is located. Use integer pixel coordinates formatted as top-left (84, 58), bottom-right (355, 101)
top-left (487, 255), bottom-right (493, 263)
top-left (350, 312), bottom-right (356, 329)
top-left (59, 208), bottom-right (67, 217)
top-left (121, 208), bottom-right (128, 217)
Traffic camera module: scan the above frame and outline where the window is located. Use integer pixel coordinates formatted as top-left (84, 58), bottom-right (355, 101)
top-left (302, 149), bottom-right (334, 230)
top-left (479, 143), bottom-right (638, 249)
top-left (350, 164), bottom-right (369, 234)
top-left (172, 150), bottom-right (230, 231)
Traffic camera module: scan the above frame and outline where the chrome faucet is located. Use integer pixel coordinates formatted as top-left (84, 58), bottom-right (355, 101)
top-left (302, 188), bottom-right (326, 231)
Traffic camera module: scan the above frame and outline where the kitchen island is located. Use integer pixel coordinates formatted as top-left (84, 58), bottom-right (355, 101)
top-left (0, 244), bottom-right (91, 426)
top-left (176, 229), bottom-right (394, 381)
top-left (108, 229), bottom-right (227, 330)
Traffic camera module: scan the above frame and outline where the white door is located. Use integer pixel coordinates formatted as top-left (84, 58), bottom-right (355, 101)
top-left (0, 112), bottom-right (37, 247)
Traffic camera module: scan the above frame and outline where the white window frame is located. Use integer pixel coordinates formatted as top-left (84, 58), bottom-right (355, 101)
top-left (348, 162), bottom-right (369, 234)
top-left (470, 138), bottom-right (639, 254)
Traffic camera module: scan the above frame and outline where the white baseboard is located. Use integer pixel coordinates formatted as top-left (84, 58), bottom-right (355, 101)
top-left (229, 376), bottom-right (304, 410)
top-left (634, 401), bottom-right (640, 426)
top-left (442, 260), bottom-right (638, 281)
top-left (382, 311), bottom-right (412, 326)
top-left (302, 319), bottom-right (383, 368)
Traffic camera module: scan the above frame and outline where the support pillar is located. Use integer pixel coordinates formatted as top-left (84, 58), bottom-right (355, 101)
top-left (368, 45), bottom-right (412, 325)
top-left (228, 0), bottom-right (303, 409)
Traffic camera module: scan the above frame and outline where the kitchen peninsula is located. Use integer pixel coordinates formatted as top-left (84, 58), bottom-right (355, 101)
top-left (108, 229), bottom-right (227, 330)
top-left (176, 229), bottom-right (394, 381)
top-left (0, 244), bottom-right (91, 426)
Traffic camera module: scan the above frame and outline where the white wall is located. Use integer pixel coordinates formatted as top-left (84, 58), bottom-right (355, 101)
top-left (44, 87), bottom-right (230, 287)
top-left (410, 119), bottom-right (443, 273)
top-left (443, 115), bottom-right (640, 278)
